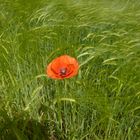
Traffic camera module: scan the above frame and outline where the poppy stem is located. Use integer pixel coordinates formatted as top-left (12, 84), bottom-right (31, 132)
top-left (61, 79), bottom-right (68, 137)
top-left (64, 79), bottom-right (68, 94)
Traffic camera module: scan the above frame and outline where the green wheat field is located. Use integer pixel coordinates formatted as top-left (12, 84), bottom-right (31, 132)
top-left (0, 0), bottom-right (140, 139)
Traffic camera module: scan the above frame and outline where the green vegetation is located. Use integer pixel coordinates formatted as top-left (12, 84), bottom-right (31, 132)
top-left (0, 0), bottom-right (140, 139)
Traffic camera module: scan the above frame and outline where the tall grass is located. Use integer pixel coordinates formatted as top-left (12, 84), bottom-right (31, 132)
top-left (0, 0), bottom-right (140, 139)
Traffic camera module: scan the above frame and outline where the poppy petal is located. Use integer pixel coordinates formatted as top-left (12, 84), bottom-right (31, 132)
top-left (46, 55), bottom-right (79, 79)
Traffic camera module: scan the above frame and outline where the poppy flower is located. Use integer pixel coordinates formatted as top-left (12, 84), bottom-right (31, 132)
top-left (46, 55), bottom-right (79, 79)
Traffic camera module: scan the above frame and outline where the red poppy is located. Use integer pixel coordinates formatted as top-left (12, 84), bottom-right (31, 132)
top-left (46, 55), bottom-right (79, 79)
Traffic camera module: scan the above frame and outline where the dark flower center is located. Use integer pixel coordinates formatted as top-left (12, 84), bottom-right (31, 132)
top-left (60, 68), bottom-right (67, 76)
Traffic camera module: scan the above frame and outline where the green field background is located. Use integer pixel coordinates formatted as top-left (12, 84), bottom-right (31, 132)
top-left (0, 0), bottom-right (140, 139)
